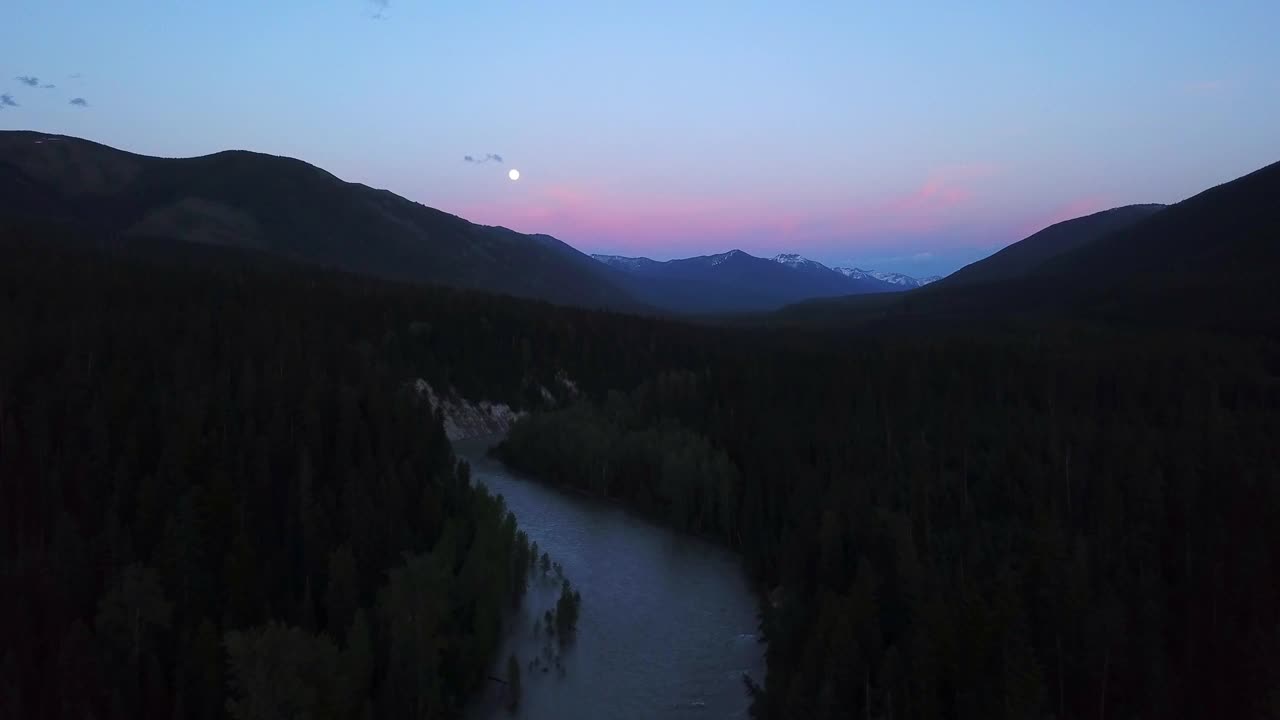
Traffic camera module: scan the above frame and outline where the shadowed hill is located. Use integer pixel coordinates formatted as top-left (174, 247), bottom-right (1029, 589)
top-left (776, 160), bottom-right (1280, 335)
top-left (935, 203), bottom-right (1165, 289)
top-left (0, 130), bottom-right (641, 310)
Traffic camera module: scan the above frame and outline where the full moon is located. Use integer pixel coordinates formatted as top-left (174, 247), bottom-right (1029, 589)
top-left (508, 168), bottom-right (521, 181)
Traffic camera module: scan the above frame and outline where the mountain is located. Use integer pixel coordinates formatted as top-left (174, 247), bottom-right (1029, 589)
top-left (773, 253), bottom-right (935, 289)
top-left (0, 130), bottom-right (640, 310)
top-left (1018, 162), bottom-right (1280, 331)
top-left (778, 161), bottom-right (1280, 334)
top-left (591, 254), bottom-right (660, 273)
top-left (771, 252), bottom-right (833, 273)
top-left (833, 266), bottom-right (942, 288)
top-left (592, 249), bottom-right (896, 314)
top-left (768, 253), bottom-right (902, 293)
top-left (934, 203), bottom-right (1166, 289)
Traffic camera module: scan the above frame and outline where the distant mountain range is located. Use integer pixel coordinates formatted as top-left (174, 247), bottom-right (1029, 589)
top-left (832, 266), bottom-right (942, 289)
top-left (0, 130), bottom-right (942, 316)
top-left (771, 253), bottom-right (942, 288)
top-left (9, 130), bottom-right (1271, 329)
top-left (592, 251), bottom-right (935, 314)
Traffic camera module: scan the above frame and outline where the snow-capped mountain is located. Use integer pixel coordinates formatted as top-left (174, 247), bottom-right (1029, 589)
top-left (833, 266), bottom-right (942, 288)
top-left (772, 253), bottom-right (833, 272)
top-left (769, 253), bottom-right (942, 288)
top-left (708, 249), bottom-right (749, 266)
top-left (592, 254), bottom-right (658, 272)
top-left (591, 249), bottom-right (895, 313)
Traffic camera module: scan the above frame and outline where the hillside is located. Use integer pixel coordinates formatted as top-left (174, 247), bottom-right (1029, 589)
top-left (777, 162), bottom-right (1278, 334)
top-left (935, 204), bottom-right (1165, 289)
top-left (0, 130), bottom-right (640, 310)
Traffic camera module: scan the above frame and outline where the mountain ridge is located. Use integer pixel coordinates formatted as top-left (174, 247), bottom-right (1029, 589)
top-left (934, 203), bottom-right (1166, 289)
top-left (591, 250), bottom-right (921, 313)
top-left (776, 159), bottom-right (1280, 334)
top-left (0, 130), bottom-right (645, 311)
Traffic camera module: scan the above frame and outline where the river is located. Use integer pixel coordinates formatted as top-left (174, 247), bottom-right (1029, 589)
top-left (457, 436), bottom-right (765, 720)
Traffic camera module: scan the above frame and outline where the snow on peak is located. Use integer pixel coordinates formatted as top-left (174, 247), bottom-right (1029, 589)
top-left (834, 266), bottom-right (941, 288)
top-left (592, 254), bottom-right (652, 271)
top-left (710, 249), bottom-right (747, 266)
top-left (872, 270), bottom-right (926, 287)
top-left (772, 253), bottom-right (831, 272)
top-left (834, 266), bottom-right (873, 279)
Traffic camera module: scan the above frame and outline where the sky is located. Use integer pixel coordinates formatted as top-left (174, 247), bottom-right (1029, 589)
top-left (4, 1), bottom-right (1279, 276)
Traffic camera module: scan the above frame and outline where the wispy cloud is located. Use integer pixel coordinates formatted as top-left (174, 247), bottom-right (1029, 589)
top-left (464, 153), bottom-right (504, 164)
top-left (367, 0), bottom-right (389, 19)
top-left (68, 73), bottom-right (83, 79)
top-left (451, 162), bottom-right (1007, 257)
top-left (0, 94), bottom-right (18, 108)
top-left (16, 76), bottom-right (39, 87)
top-left (808, 163), bottom-right (1002, 240)
top-left (69, 97), bottom-right (89, 107)
top-left (42, 83), bottom-right (56, 89)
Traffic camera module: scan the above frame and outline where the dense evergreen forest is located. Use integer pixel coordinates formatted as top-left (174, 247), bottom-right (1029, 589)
top-left (0, 232), bottom-right (603, 719)
top-left (4, 225), bottom-right (1280, 719)
top-left (499, 333), bottom-right (1280, 718)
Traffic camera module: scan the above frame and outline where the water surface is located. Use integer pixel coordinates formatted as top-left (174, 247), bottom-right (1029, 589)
top-left (458, 437), bottom-right (764, 720)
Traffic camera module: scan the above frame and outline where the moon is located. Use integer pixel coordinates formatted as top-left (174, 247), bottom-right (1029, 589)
top-left (508, 168), bottom-right (521, 181)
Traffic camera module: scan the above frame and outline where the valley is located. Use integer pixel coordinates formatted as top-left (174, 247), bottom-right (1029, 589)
top-left (3, 100), bottom-right (1278, 720)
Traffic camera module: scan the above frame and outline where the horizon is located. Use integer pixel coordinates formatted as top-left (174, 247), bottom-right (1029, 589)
top-left (6, 1), bottom-right (1279, 276)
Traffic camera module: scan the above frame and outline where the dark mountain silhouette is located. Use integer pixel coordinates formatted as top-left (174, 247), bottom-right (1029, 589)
top-left (779, 160), bottom-right (1280, 334)
top-left (594, 249), bottom-right (895, 314)
top-left (1034, 164), bottom-right (1278, 290)
top-left (935, 203), bottom-right (1165, 289)
top-left (0, 130), bottom-right (641, 310)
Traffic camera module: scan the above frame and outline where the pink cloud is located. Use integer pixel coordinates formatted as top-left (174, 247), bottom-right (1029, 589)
top-left (809, 163), bottom-right (1001, 240)
top-left (450, 163), bottom-right (1003, 256)
top-left (457, 183), bottom-right (801, 253)
top-left (881, 164), bottom-right (998, 217)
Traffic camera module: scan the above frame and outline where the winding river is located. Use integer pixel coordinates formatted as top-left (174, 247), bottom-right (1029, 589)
top-left (458, 436), bottom-right (765, 720)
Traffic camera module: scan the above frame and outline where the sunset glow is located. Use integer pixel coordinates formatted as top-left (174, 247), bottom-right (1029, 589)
top-left (6, 1), bottom-right (1277, 275)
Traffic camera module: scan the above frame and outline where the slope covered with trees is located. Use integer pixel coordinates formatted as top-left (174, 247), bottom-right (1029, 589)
top-left (0, 231), bottom-right (553, 719)
top-left (0, 130), bottom-right (641, 310)
top-left (498, 328), bottom-right (1280, 719)
top-left (778, 160), bottom-right (1279, 336)
top-left (492, 160), bottom-right (1280, 720)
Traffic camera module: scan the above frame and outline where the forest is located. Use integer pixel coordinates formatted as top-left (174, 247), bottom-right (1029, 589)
top-left (0, 233), bottom-right (554, 719)
top-left (4, 227), bottom-right (1280, 719)
top-left (498, 331), bottom-right (1280, 719)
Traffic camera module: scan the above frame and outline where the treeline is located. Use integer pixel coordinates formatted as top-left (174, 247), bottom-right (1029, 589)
top-left (495, 393), bottom-right (740, 536)
top-left (498, 332), bottom-right (1280, 719)
top-left (0, 235), bottom-right (554, 718)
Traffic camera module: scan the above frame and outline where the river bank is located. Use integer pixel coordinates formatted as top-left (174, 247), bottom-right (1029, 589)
top-left (457, 436), bottom-right (764, 720)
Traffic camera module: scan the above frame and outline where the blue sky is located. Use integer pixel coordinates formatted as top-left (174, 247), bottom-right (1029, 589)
top-left (4, 0), bottom-right (1279, 275)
